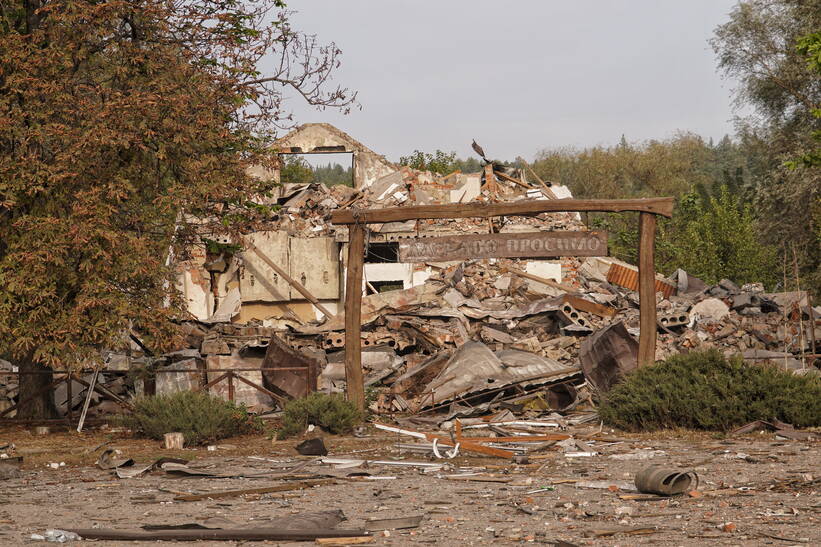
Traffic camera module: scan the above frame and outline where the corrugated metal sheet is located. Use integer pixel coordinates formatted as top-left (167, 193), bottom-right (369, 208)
top-left (606, 263), bottom-right (676, 298)
top-left (424, 342), bottom-right (580, 404)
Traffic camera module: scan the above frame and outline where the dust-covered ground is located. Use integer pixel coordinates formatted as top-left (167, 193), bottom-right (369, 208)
top-left (0, 425), bottom-right (818, 546)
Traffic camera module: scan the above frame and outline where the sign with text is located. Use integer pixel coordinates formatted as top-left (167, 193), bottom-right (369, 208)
top-left (398, 231), bottom-right (608, 262)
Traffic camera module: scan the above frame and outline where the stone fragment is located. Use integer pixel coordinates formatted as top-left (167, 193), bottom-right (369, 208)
top-left (690, 298), bottom-right (730, 321)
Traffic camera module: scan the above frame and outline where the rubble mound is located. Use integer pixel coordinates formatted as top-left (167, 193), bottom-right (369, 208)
top-left (599, 349), bottom-right (821, 432)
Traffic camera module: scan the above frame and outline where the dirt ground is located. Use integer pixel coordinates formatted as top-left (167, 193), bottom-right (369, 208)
top-left (0, 424), bottom-right (818, 546)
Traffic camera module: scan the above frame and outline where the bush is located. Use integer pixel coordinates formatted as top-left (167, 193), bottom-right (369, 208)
top-left (599, 350), bottom-right (821, 431)
top-left (278, 392), bottom-right (363, 439)
top-left (123, 391), bottom-right (262, 446)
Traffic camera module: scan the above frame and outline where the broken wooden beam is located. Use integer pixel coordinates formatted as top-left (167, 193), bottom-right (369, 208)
top-left (330, 198), bottom-right (674, 224)
top-left (493, 169), bottom-right (530, 189)
top-left (453, 434), bottom-right (570, 443)
top-left (173, 478), bottom-right (335, 502)
top-left (515, 156), bottom-right (558, 198)
top-left (502, 265), bottom-right (579, 294)
top-left (316, 537), bottom-right (374, 545)
top-left (66, 528), bottom-right (368, 542)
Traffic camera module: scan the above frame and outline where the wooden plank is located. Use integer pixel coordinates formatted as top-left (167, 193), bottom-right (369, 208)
top-left (502, 265), bottom-right (579, 294)
top-left (398, 231), bottom-right (607, 262)
top-left (364, 514), bottom-right (424, 531)
top-left (563, 295), bottom-right (618, 318)
top-left (344, 224), bottom-right (366, 411)
top-left (316, 537), bottom-right (374, 545)
top-left (69, 373), bottom-right (133, 409)
top-left (454, 434), bottom-right (570, 443)
top-left (637, 212), bottom-right (657, 366)
top-left (173, 479), bottom-right (336, 501)
top-left (67, 527), bottom-right (365, 542)
top-left (246, 242), bottom-right (335, 319)
top-left (233, 372), bottom-right (289, 406)
top-left (445, 475), bottom-right (513, 483)
top-left (494, 169), bottom-right (530, 189)
top-left (515, 156), bottom-right (558, 199)
top-left (331, 198), bottom-right (674, 224)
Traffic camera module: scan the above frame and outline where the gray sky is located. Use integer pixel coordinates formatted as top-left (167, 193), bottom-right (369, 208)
top-left (283, 1), bottom-right (740, 163)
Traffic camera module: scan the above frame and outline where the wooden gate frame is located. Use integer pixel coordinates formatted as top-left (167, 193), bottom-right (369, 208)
top-left (330, 197), bottom-right (674, 410)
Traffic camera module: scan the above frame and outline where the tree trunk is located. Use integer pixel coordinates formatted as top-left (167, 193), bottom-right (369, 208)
top-left (17, 356), bottom-right (58, 420)
top-left (24, 0), bottom-right (43, 34)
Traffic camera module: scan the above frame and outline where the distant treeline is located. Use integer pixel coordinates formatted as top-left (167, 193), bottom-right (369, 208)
top-left (280, 158), bottom-right (354, 187)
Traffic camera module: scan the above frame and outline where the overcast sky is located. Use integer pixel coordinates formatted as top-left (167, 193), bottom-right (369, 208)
top-left (283, 1), bottom-right (740, 163)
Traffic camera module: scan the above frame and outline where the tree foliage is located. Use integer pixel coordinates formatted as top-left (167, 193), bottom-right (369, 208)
top-left (534, 134), bottom-right (779, 286)
top-left (279, 156), bottom-right (353, 186)
top-left (668, 186), bottom-right (778, 285)
top-left (398, 149), bottom-right (483, 175)
top-left (279, 155), bottom-right (315, 185)
top-left (787, 31), bottom-right (821, 168)
top-left (711, 0), bottom-right (820, 295)
top-left (0, 1), bottom-right (356, 415)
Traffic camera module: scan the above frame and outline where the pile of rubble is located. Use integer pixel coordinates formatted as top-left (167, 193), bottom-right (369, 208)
top-left (0, 122), bottom-right (817, 421)
top-left (292, 256), bottom-right (818, 415)
top-left (3, 250), bottom-right (815, 421)
top-left (90, 254), bottom-right (815, 423)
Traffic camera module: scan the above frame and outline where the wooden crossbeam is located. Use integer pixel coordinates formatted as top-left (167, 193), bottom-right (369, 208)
top-left (330, 198), bottom-right (673, 224)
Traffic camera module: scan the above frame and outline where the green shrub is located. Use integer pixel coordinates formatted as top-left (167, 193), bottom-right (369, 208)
top-left (123, 391), bottom-right (262, 446)
top-left (278, 392), bottom-right (363, 439)
top-left (599, 350), bottom-right (821, 431)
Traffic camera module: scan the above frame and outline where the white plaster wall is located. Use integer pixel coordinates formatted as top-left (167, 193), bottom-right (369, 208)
top-left (525, 261), bottom-right (563, 282)
top-left (364, 263), bottom-right (413, 288)
top-left (311, 301), bottom-right (340, 322)
top-left (177, 269), bottom-right (213, 321)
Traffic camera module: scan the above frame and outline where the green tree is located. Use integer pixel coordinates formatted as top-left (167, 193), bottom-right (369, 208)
top-left (399, 150), bottom-right (460, 175)
top-left (279, 156), bottom-right (315, 185)
top-left (787, 31), bottom-right (821, 168)
top-left (711, 0), bottom-right (820, 295)
top-left (313, 162), bottom-right (354, 186)
top-left (670, 186), bottom-right (778, 286)
top-left (398, 150), bottom-right (485, 174)
top-left (0, 0), bottom-right (356, 418)
top-left (539, 133), bottom-right (779, 286)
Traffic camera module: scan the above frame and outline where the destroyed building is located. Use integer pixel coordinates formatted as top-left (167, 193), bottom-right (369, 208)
top-left (0, 123), bottom-right (817, 420)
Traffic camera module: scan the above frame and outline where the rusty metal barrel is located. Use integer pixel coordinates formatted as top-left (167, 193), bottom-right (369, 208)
top-left (634, 466), bottom-right (698, 496)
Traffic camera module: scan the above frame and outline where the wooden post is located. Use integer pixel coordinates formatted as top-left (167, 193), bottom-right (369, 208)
top-left (164, 432), bottom-right (184, 450)
top-left (637, 212), bottom-right (657, 366)
top-left (66, 375), bottom-right (73, 423)
top-left (227, 371), bottom-right (235, 402)
top-left (344, 224), bottom-right (366, 411)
